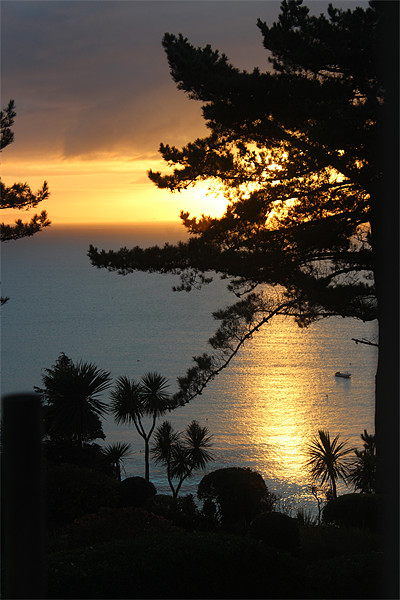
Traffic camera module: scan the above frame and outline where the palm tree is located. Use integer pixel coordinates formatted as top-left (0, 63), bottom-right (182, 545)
top-left (140, 372), bottom-right (170, 418)
top-left (110, 372), bottom-right (171, 481)
top-left (347, 430), bottom-right (376, 494)
top-left (152, 419), bottom-right (214, 498)
top-left (182, 420), bottom-right (214, 472)
top-left (151, 421), bottom-right (181, 496)
top-left (110, 375), bottom-right (143, 428)
top-left (102, 442), bottom-right (132, 481)
top-left (306, 429), bottom-right (353, 499)
top-left (37, 353), bottom-right (112, 447)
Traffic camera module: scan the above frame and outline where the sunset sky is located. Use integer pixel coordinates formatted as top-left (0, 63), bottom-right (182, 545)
top-left (1, 0), bottom-right (367, 225)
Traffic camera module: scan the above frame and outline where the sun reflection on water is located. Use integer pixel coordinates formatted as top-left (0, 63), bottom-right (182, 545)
top-left (107, 311), bottom-right (377, 514)
top-left (205, 314), bottom-right (377, 509)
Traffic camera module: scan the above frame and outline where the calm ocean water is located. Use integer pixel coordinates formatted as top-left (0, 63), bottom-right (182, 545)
top-left (1, 223), bottom-right (378, 514)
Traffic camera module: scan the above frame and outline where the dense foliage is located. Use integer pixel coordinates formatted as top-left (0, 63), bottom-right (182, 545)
top-left (46, 463), bottom-right (119, 527)
top-left (38, 420), bottom-right (385, 598)
top-left (46, 505), bottom-right (383, 599)
top-left (1, 100), bottom-right (50, 244)
top-left (119, 476), bottom-right (157, 508)
top-left (47, 529), bottom-right (306, 599)
top-left (1, 100), bottom-right (51, 304)
top-left (322, 492), bottom-right (381, 531)
top-left (151, 419), bottom-right (214, 498)
top-left (36, 353), bottom-right (112, 446)
top-left (306, 430), bottom-right (353, 499)
top-left (89, 8), bottom-right (398, 573)
top-left (89, 1), bottom-right (391, 407)
top-left (44, 439), bottom-right (112, 475)
top-left (101, 442), bottom-right (132, 481)
top-left (144, 493), bottom-right (202, 530)
top-left (347, 429), bottom-right (376, 493)
top-left (110, 372), bottom-right (172, 480)
top-left (197, 466), bottom-right (276, 526)
top-left (250, 511), bottom-right (300, 554)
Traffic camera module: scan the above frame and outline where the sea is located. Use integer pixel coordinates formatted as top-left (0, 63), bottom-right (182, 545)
top-left (1, 223), bottom-right (378, 516)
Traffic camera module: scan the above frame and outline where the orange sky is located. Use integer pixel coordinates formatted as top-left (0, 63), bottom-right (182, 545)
top-left (1, 155), bottom-right (228, 224)
top-left (1, 1), bottom-right (367, 226)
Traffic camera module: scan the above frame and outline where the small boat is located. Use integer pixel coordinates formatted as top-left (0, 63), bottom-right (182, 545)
top-left (335, 371), bottom-right (351, 379)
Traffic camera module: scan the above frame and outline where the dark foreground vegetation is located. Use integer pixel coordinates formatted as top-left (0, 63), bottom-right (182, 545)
top-left (1, 353), bottom-right (387, 599)
top-left (2, 0), bottom-right (397, 594)
top-left (48, 522), bottom-right (382, 599)
top-left (45, 466), bottom-right (384, 599)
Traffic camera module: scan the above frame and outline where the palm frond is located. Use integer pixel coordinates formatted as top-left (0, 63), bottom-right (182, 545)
top-left (306, 429), bottom-right (353, 493)
top-left (102, 441), bottom-right (132, 461)
top-left (183, 420), bottom-right (214, 470)
top-left (140, 372), bottom-right (171, 417)
top-left (151, 420), bottom-right (181, 465)
top-left (110, 375), bottom-right (143, 425)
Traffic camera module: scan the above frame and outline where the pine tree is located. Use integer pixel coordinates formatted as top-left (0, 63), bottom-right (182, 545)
top-left (1, 100), bottom-right (51, 304)
top-left (1, 100), bottom-right (51, 243)
top-left (89, 5), bottom-right (398, 583)
top-left (89, 2), bottom-right (393, 406)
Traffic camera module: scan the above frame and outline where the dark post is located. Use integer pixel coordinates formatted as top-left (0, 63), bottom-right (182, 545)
top-left (1, 393), bottom-right (46, 599)
top-left (374, 3), bottom-right (399, 598)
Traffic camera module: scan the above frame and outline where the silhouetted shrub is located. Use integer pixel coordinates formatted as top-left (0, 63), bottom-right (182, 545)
top-left (44, 440), bottom-right (113, 475)
top-left (197, 467), bottom-right (276, 526)
top-left (200, 496), bottom-right (219, 530)
top-left (50, 507), bottom-right (178, 552)
top-left (322, 493), bottom-right (381, 530)
top-left (119, 476), bottom-right (157, 507)
top-left (250, 511), bottom-right (300, 554)
top-left (174, 494), bottom-right (200, 529)
top-left (296, 507), bottom-right (318, 527)
top-left (306, 552), bottom-right (383, 599)
top-left (144, 493), bottom-right (200, 530)
top-left (299, 523), bottom-right (380, 562)
top-left (144, 493), bottom-right (174, 514)
top-left (46, 463), bottom-right (119, 527)
top-left (48, 529), bottom-right (305, 599)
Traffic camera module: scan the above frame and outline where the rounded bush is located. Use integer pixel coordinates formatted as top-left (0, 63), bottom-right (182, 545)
top-left (322, 493), bottom-right (381, 530)
top-left (119, 476), bottom-right (157, 508)
top-left (250, 511), bottom-right (300, 554)
top-left (197, 467), bottom-right (275, 526)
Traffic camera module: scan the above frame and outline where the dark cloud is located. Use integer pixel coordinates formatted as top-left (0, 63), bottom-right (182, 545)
top-left (2, 1), bottom-right (368, 161)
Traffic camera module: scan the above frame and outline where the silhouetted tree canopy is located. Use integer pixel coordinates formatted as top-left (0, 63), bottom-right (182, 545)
top-left (89, 1), bottom-right (394, 403)
top-left (151, 420), bottom-right (214, 498)
top-left (1, 100), bottom-right (51, 243)
top-left (110, 372), bottom-right (172, 481)
top-left (306, 429), bottom-right (353, 499)
top-left (89, 2), bottom-right (398, 562)
top-left (1, 99), bottom-right (51, 304)
top-left (347, 430), bottom-right (377, 494)
top-left (36, 353), bottom-right (112, 447)
top-left (197, 467), bottom-right (275, 525)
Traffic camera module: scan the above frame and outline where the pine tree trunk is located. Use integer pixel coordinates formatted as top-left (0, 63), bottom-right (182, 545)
top-left (372, 5), bottom-right (399, 597)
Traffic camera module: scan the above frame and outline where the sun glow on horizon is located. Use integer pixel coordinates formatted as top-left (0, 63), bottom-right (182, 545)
top-left (1, 156), bottom-right (229, 225)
